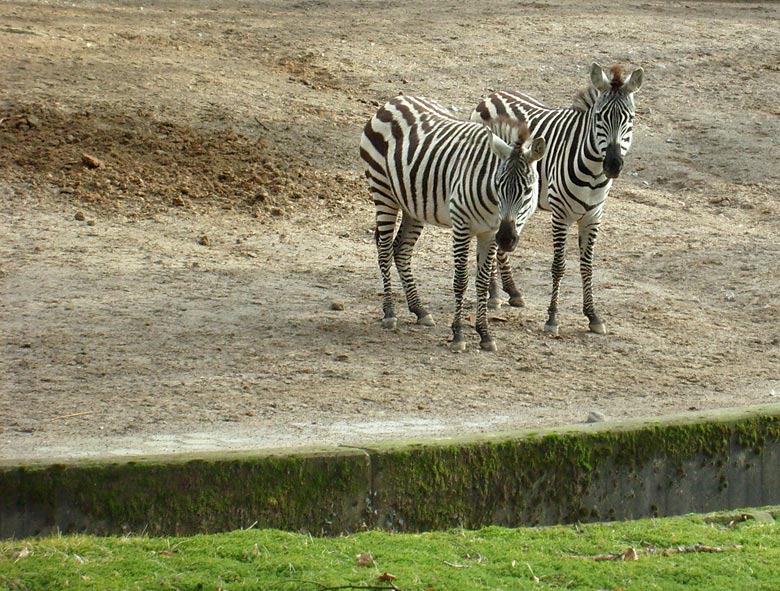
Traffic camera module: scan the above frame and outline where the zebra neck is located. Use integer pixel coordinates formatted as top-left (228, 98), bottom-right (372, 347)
top-left (578, 109), bottom-right (608, 182)
top-left (526, 107), bottom-right (612, 193)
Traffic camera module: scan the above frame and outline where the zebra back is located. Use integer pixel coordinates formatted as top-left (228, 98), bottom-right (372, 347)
top-left (360, 95), bottom-right (534, 231)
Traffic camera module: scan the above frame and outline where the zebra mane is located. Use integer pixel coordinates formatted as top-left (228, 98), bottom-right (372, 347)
top-left (572, 87), bottom-right (598, 112)
top-left (488, 116), bottom-right (530, 147)
top-left (572, 64), bottom-right (626, 111)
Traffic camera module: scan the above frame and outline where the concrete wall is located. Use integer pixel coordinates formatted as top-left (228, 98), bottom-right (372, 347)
top-left (2, 404), bottom-right (780, 538)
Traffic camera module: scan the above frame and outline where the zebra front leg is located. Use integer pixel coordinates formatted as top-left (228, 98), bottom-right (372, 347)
top-left (450, 228), bottom-right (471, 353)
top-left (476, 234), bottom-right (499, 351)
top-left (545, 221), bottom-right (568, 337)
top-left (578, 219), bottom-right (606, 334)
top-left (394, 214), bottom-right (434, 326)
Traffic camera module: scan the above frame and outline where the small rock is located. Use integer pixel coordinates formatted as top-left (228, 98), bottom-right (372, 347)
top-left (74, 211), bottom-right (86, 221)
top-left (81, 153), bottom-right (104, 169)
top-left (335, 354), bottom-right (349, 362)
top-left (270, 207), bottom-right (283, 217)
top-left (330, 301), bottom-right (345, 311)
top-left (586, 411), bottom-right (606, 423)
top-left (171, 196), bottom-right (186, 207)
top-left (197, 235), bottom-right (210, 246)
top-left (87, 219), bottom-right (96, 226)
top-left (25, 114), bottom-right (41, 128)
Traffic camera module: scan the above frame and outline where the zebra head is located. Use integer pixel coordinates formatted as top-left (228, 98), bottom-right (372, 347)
top-left (486, 125), bottom-right (546, 252)
top-left (588, 63), bottom-right (644, 179)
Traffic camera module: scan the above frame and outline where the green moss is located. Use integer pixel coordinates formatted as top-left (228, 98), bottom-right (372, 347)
top-left (370, 412), bottom-right (780, 531)
top-left (0, 450), bottom-right (371, 537)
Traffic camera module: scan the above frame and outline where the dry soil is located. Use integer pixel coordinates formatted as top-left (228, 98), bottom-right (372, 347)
top-left (1, 0), bottom-right (779, 462)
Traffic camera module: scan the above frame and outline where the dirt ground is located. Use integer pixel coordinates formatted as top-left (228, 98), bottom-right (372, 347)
top-left (1, 0), bottom-right (779, 462)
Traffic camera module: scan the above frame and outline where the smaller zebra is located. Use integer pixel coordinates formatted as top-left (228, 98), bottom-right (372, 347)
top-left (360, 96), bottom-right (546, 352)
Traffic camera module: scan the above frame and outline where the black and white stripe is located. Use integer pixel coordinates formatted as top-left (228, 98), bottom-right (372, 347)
top-left (360, 95), bottom-right (545, 351)
top-left (472, 63), bottom-right (644, 335)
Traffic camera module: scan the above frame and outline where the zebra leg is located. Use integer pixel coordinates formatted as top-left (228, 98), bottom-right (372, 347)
top-left (497, 248), bottom-right (525, 307)
top-left (578, 219), bottom-right (607, 335)
top-left (488, 257), bottom-right (502, 310)
top-left (476, 234), bottom-right (499, 351)
top-left (488, 250), bottom-right (524, 309)
top-left (393, 213), bottom-right (434, 326)
top-left (545, 220), bottom-right (568, 337)
top-left (374, 201), bottom-right (399, 329)
top-left (450, 226), bottom-right (471, 352)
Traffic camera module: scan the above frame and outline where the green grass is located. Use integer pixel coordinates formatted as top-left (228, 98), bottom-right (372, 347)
top-left (2, 509), bottom-right (779, 591)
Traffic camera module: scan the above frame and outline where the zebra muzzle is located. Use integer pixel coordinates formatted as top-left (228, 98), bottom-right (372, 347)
top-left (603, 143), bottom-right (623, 179)
top-left (496, 218), bottom-right (519, 253)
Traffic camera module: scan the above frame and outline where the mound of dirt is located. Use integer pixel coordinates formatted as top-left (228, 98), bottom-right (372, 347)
top-left (0, 103), bottom-right (364, 219)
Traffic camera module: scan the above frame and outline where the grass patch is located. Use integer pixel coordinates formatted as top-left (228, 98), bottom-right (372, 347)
top-left (1, 508), bottom-right (778, 591)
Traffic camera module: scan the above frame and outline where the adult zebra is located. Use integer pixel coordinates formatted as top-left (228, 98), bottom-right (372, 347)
top-left (472, 63), bottom-right (644, 336)
top-left (360, 95), bottom-right (546, 352)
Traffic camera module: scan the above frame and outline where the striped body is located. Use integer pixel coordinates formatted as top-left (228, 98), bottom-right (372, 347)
top-left (360, 95), bottom-right (545, 351)
top-left (472, 63), bottom-right (644, 335)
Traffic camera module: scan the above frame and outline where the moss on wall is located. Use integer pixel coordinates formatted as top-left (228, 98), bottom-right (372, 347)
top-left (3, 406), bottom-right (780, 538)
top-left (370, 412), bottom-right (780, 531)
top-left (0, 450), bottom-right (371, 537)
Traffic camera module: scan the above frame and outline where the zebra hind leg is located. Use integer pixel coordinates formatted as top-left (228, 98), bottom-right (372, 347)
top-left (393, 214), bottom-right (434, 327)
top-left (488, 258), bottom-right (502, 310)
top-left (496, 248), bottom-right (525, 307)
top-left (488, 250), bottom-right (523, 309)
top-left (375, 204), bottom-right (399, 329)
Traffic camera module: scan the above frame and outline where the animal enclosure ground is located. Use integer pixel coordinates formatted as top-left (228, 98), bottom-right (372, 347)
top-left (1, 0), bottom-right (779, 461)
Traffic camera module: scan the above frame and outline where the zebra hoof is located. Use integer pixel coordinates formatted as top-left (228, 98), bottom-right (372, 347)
top-left (508, 295), bottom-right (525, 308)
top-left (488, 298), bottom-right (502, 310)
top-left (417, 314), bottom-right (435, 327)
top-left (382, 317), bottom-right (398, 329)
top-left (589, 321), bottom-right (607, 335)
top-left (450, 340), bottom-right (467, 353)
top-left (544, 322), bottom-right (559, 337)
top-left (480, 339), bottom-right (498, 352)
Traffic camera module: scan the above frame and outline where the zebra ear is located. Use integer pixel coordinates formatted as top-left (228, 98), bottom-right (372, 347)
top-left (590, 62), bottom-right (611, 93)
top-left (623, 67), bottom-right (644, 94)
top-left (485, 127), bottom-right (514, 161)
top-left (527, 137), bottom-right (546, 163)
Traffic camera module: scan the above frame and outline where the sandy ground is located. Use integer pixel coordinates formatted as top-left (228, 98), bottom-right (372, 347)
top-left (1, 0), bottom-right (779, 462)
